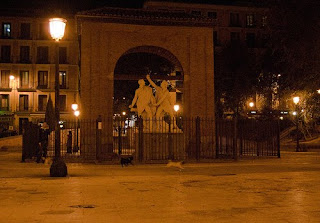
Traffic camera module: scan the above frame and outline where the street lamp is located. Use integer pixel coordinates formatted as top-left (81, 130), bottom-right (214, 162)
top-left (49, 17), bottom-right (67, 177)
top-left (249, 102), bottom-right (254, 108)
top-left (74, 110), bottom-right (80, 152)
top-left (293, 96), bottom-right (301, 152)
top-left (174, 104), bottom-right (180, 113)
top-left (174, 104), bottom-right (180, 128)
top-left (71, 102), bottom-right (78, 111)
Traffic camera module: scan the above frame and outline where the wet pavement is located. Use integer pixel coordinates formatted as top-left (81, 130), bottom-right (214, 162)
top-left (1, 137), bottom-right (320, 223)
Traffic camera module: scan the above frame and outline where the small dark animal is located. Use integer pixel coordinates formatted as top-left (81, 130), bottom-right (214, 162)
top-left (120, 156), bottom-right (134, 167)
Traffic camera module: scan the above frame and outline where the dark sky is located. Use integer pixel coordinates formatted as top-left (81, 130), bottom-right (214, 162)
top-left (0, 0), bottom-right (263, 12)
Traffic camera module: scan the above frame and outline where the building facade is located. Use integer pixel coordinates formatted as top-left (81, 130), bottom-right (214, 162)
top-left (0, 10), bottom-right (79, 133)
top-left (144, 1), bottom-right (269, 114)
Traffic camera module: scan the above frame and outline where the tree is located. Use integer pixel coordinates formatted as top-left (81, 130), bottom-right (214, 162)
top-left (45, 95), bottom-right (55, 132)
top-left (215, 41), bottom-right (258, 117)
top-left (266, 0), bottom-right (320, 91)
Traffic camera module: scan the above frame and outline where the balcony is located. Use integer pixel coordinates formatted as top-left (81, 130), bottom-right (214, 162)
top-left (229, 23), bottom-right (242, 27)
top-left (18, 84), bottom-right (36, 92)
top-left (0, 106), bottom-right (10, 112)
top-left (19, 59), bottom-right (32, 64)
top-left (0, 57), bottom-right (12, 63)
top-left (16, 105), bottom-right (32, 113)
top-left (36, 60), bottom-right (50, 64)
top-left (0, 83), bottom-right (11, 91)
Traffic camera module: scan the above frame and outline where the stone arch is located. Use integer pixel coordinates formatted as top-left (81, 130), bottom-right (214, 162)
top-left (118, 45), bottom-right (184, 74)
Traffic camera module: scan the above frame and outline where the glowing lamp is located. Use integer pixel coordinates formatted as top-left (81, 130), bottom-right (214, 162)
top-left (74, 110), bottom-right (80, 117)
top-left (71, 103), bottom-right (78, 111)
top-left (49, 18), bottom-right (66, 41)
top-left (293, 96), bottom-right (300, 105)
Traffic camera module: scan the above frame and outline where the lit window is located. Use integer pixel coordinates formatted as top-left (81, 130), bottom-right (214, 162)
top-left (262, 16), bottom-right (267, 27)
top-left (20, 71), bottom-right (29, 88)
top-left (246, 14), bottom-right (255, 27)
top-left (2, 23), bottom-right (11, 38)
top-left (59, 71), bottom-right (67, 89)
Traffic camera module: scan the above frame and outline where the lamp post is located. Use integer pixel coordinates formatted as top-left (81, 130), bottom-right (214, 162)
top-left (74, 110), bottom-right (80, 152)
top-left (293, 96), bottom-right (301, 152)
top-left (72, 102), bottom-right (79, 152)
top-left (49, 17), bottom-right (67, 177)
top-left (9, 75), bottom-right (15, 112)
top-left (174, 104), bottom-right (180, 128)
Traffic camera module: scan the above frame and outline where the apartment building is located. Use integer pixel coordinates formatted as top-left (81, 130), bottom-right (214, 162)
top-left (144, 1), bottom-right (268, 48)
top-left (0, 9), bottom-right (79, 133)
top-left (144, 1), bottom-right (269, 112)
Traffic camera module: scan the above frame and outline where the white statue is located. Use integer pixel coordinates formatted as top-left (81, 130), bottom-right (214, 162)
top-left (146, 74), bottom-right (176, 129)
top-left (129, 79), bottom-right (155, 122)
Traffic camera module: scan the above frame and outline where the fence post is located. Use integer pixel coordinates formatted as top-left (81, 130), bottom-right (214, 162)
top-left (215, 120), bottom-right (219, 159)
top-left (233, 115), bottom-right (238, 160)
top-left (195, 116), bottom-right (201, 161)
top-left (138, 117), bottom-right (144, 162)
top-left (96, 115), bottom-right (102, 160)
top-left (277, 120), bottom-right (281, 158)
top-left (168, 118), bottom-right (173, 160)
top-left (118, 125), bottom-right (122, 156)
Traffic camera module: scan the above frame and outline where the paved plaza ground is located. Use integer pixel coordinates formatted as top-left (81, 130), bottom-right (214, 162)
top-left (1, 136), bottom-right (320, 223)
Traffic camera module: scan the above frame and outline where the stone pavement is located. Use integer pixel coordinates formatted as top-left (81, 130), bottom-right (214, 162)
top-left (1, 137), bottom-right (320, 223)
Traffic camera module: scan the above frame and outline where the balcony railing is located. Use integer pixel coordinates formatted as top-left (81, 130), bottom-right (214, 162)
top-left (0, 106), bottom-right (10, 111)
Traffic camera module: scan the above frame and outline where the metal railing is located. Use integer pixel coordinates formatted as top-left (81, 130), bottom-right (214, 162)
top-left (41, 117), bottom-right (280, 162)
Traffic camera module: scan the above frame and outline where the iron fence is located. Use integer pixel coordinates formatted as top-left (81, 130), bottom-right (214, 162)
top-left (24, 117), bottom-right (280, 163)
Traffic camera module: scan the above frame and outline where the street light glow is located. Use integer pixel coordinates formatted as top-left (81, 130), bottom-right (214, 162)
top-left (71, 103), bottom-right (78, 111)
top-left (9, 75), bottom-right (14, 80)
top-left (174, 104), bottom-right (180, 112)
top-left (293, 96), bottom-right (300, 105)
top-left (293, 111), bottom-right (297, 116)
top-left (249, 102), bottom-right (254, 107)
top-left (49, 18), bottom-right (67, 41)
top-left (122, 111), bottom-right (126, 116)
top-left (74, 110), bottom-right (80, 117)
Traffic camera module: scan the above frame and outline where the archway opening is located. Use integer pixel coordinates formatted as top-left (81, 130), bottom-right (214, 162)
top-left (113, 48), bottom-right (184, 118)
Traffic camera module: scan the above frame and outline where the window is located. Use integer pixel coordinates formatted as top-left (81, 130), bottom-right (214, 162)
top-left (20, 46), bottom-right (30, 63)
top-left (20, 23), bottom-right (31, 39)
top-left (59, 71), bottom-right (67, 89)
top-left (262, 16), bottom-right (267, 27)
top-left (37, 46), bottom-right (49, 64)
top-left (39, 23), bottom-right (49, 39)
top-left (246, 14), bottom-right (255, 27)
top-left (2, 23), bottom-right (11, 38)
top-left (38, 95), bottom-right (47, 111)
top-left (230, 13), bottom-right (240, 27)
top-left (0, 94), bottom-right (9, 111)
top-left (19, 95), bottom-right (29, 111)
top-left (230, 32), bottom-right (240, 42)
top-left (1, 70), bottom-right (10, 88)
top-left (59, 95), bottom-right (66, 111)
top-left (246, 33), bottom-right (256, 48)
top-left (20, 71), bottom-right (29, 88)
top-left (59, 47), bottom-right (67, 64)
top-left (191, 11), bottom-right (201, 16)
top-left (207, 11), bottom-right (217, 19)
top-left (1, 45), bottom-right (11, 62)
top-left (38, 71), bottom-right (48, 89)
